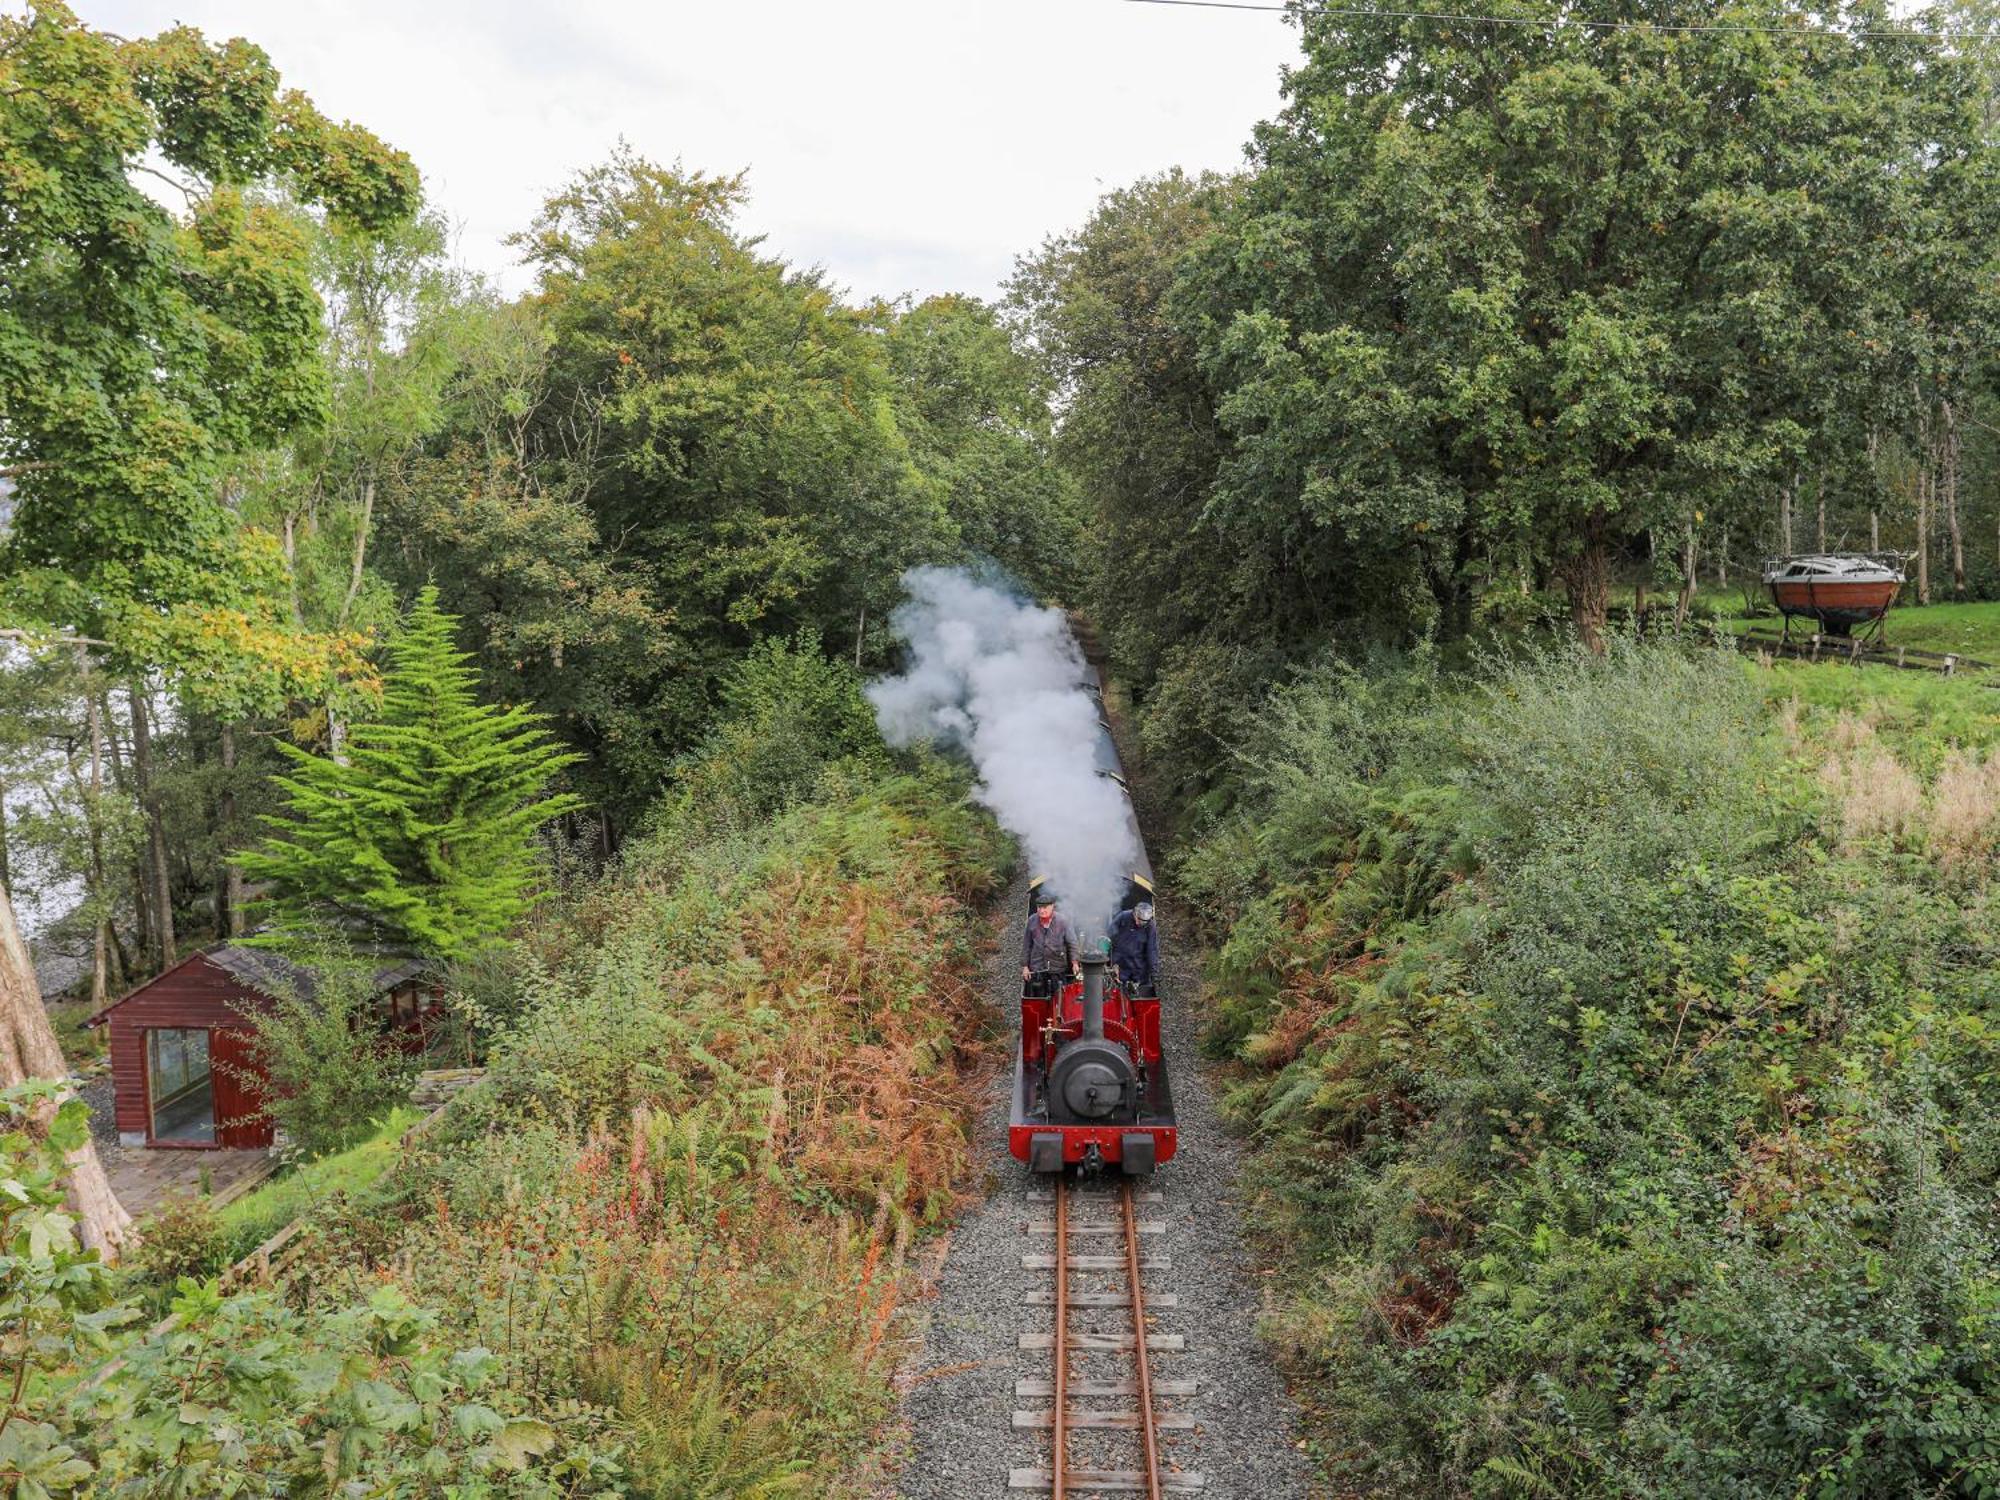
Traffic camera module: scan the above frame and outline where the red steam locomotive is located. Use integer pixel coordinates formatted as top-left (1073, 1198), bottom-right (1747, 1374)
top-left (1009, 944), bottom-right (1177, 1175)
top-left (1007, 688), bottom-right (1178, 1176)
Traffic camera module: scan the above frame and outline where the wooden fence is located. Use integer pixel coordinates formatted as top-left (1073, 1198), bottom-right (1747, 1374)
top-left (1721, 627), bottom-right (1993, 678)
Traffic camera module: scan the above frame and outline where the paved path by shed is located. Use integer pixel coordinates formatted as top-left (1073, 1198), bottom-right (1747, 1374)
top-left (103, 1142), bottom-right (274, 1220)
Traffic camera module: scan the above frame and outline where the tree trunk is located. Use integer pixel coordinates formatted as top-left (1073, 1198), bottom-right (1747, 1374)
top-left (101, 881), bottom-right (129, 990)
top-left (1867, 425), bottom-right (1882, 555)
top-left (218, 723), bottom-right (244, 939)
top-left (129, 685), bottom-right (175, 968)
top-left (1779, 475), bottom-right (1795, 556)
top-left (0, 881), bottom-right (131, 1258)
top-left (1676, 518), bottom-right (1697, 626)
top-left (341, 475), bottom-right (375, 627)
top-left (99, 691), bottom-right (149, 972)
top-left (1716, 524), bottom-right (1729, 587)
top-left (128, 858), bottom-right (152, 976)
top-left (1562, 515), bottom-right (1613, 654)
top-left (1437, 517), bottom-right (1476, 639)
top-left (60, 741), bottom-right (127, 999)
top-left (0, 771), bottom-right (10, 894)
top-left (77, 650), bottom-right (108, 1010)
top-left (1942, 400), bottom-right (1965, 596)
top-left (281, 510), bottom-right (306, 629)
top-left (322, 472), bottom-right (378, 769)
top-left (1916, 465), bottom-right (1932, 605)
top-left (1424, 522), bottom-right (1476, 641)
top-left (1815, 479), bottom-right (1827, 553)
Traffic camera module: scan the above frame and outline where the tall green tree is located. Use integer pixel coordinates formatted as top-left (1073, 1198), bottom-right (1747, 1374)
top-left (512, 153), bottom-right (953, 817)
top-left (882, 294), bottom-right (1085, 601)
top-left (0, 0), bottom-right (416, 1254)
top-left (1179, 0), bottom-right (1986, 649)
top-left (1010, 171), bottom-right (1263, 803)
top-left (370, 290), bottom-right (675, 836)
top-left (263, 211), bottom-right (458, 644)
top-left (1, 2), bottom-right (417, 685)
top-left (240, 588), bottom-right (583, 962)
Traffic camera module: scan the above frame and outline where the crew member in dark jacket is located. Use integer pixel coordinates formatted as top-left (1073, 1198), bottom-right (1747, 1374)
top-left (1022, 891), bottom-right (1080, 994)
top-left (1108, 900), bottom-right (1160, 995)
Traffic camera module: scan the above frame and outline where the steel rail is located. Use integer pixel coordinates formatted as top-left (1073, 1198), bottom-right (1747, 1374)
top-left (1053, 1177), bottom-right (1070, 1500)
top-left (1121, 1179), bottom-right (1165, 1500)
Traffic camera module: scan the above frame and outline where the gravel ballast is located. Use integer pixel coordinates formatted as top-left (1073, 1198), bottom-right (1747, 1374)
top-left (891, 875), bottom-right (1316, 1499)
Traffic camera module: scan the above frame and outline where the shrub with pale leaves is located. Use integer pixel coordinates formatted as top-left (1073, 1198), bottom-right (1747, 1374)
top-left (1819, 745), bottom-right (1924, 849)
top-left (1927, 748), bottom-right (2000, 870)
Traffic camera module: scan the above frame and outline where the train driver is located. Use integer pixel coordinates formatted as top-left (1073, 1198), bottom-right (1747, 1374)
top-left (1109, 900), bottom-right (1160, 996)
top-left (1022, 891), bottom-right (1081, 994)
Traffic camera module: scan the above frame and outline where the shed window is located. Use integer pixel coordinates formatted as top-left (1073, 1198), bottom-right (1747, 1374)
top-left (146, 1028), bottom-right (214, 1143)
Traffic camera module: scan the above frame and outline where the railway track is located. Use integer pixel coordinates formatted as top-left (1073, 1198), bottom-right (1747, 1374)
top-left (1010, 1177), bottom-right (1203, 1496)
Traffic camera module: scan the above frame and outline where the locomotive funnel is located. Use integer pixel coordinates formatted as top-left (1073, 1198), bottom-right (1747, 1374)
top-left (1080, 953), bottom-right (1109, 1041)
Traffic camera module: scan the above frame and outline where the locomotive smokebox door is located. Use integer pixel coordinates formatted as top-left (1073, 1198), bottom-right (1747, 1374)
top-left (1120, 1132), bottom-right (1156, 1176)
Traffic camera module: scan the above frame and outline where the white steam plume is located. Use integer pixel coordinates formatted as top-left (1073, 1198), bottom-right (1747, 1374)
top-left (868, 566), bottom-right (1138, 935)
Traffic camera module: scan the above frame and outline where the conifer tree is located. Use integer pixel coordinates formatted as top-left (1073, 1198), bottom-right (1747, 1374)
top-left (241, 587), bottom-right (583, 960)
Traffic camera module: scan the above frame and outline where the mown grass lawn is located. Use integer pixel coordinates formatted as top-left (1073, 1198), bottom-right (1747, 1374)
top-left (1728, 599), bottom-right (2000, 759)
top-left (1858, 598), bottom-right (2000, 661)
top-left (1712, 593), bottom-right (2000, 659)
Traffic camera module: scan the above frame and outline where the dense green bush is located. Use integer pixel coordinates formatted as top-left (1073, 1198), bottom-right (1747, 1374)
top-left (246, 660), bottom-right (1003, 1496)
top-left (121, 1194), bottom-right (228, 1295)
top-left (0, 1082), bottom-right (616, 1496)
top-left (1184, 641), bottom-right (2000, 1498)
top-left (348, 755), bottom-right (1006, 1495)
top-left (57, 1282), bottom-right (623, 1495)
top-left (660, 632), bottom-right (890, 831)
top-left (243, 938), bottom-right (421, 1158)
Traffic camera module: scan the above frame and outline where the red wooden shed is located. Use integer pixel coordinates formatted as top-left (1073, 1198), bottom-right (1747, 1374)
top-left (86, 945), bottom-right (432, 1150)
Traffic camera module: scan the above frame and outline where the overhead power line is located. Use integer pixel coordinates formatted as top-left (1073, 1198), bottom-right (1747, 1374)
top-left (1116, 0), bottom-right (2000, 42)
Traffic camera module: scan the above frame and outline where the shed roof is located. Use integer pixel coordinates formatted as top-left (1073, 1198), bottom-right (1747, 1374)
top-left (206, 944), bottom-right (426, 1002)
top-left (85, 942), bottom-right (429, 1026)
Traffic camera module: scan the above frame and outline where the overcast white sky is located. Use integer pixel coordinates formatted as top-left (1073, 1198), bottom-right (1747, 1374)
top-left (79, 0), bottom-right (1303, 304)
